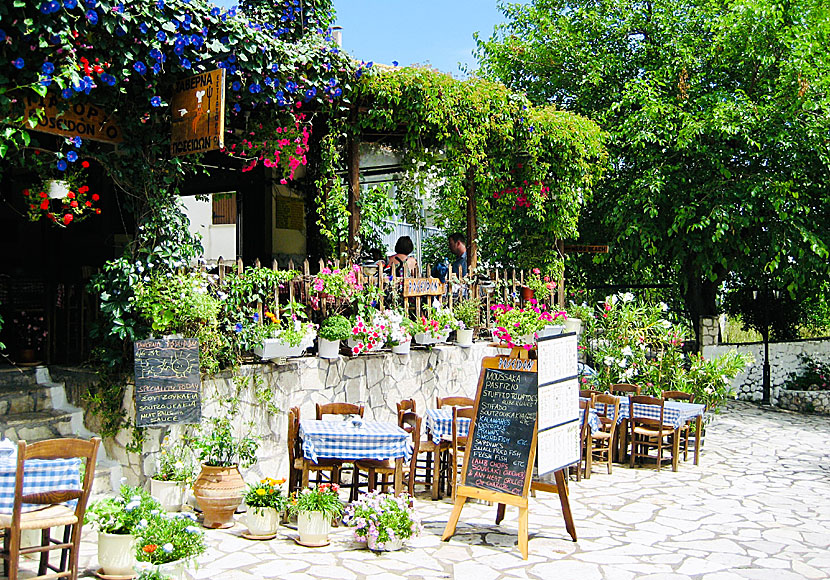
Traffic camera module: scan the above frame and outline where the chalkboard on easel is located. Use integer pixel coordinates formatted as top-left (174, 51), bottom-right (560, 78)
top-left (463, 357), bottom-right (538, 496)
top-left (134, 338), bottom-right (201, 427)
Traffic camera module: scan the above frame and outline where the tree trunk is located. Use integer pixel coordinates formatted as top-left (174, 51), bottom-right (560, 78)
top-left (680, 259), bottom-right (724, 349)
top-left (465, 171), bottom-right (477, 270)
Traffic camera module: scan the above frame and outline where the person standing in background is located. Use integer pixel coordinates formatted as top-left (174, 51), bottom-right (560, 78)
top-left (448, 232), bottom-right (467, 278)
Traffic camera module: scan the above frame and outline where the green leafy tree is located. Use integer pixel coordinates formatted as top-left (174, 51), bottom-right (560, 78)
top-left (477, 0), bottom-right (830, 333)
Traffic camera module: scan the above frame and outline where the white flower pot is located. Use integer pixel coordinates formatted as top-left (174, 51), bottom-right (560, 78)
top-left (150, 478), bottom-right (187, 512)
top-left (254, 337), bottom-right (305, 359)
top-left (97, 532), bottom-right (136, 576)
top-left (297, 511), bottom-right (331, 546)
top-left (392, 342), bottom-right (411, 355)
top-left (563, 318), bottom-right (582, 334)
top-left (347, 338), bottom-right (383, 353)
top-left (136, 557), bottom-right (194, 580)
top-left (317, 338), bottom-right (340, 359)
top-left (516, 333), bottom-right (537, 347)
top-left (367, 535), bottom-right (404, 552)
top-left (539, 325), bottom-right (565, 338)
top-left (245, 507), bottom-right (280, 536)
top-left (46, 179), bottom-right (70, 199)
top-left (455, 329), bottom-right (474, 347)
top-left (414, 333), bottom-right (437, 345)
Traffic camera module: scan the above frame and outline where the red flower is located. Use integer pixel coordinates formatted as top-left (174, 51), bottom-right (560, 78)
top-left (142, 544), bottom-right (157, 554)
top-left (81, 161), bottom-right (90, 168)
top-left (67, 192), bottom-right (75, 199)
top-left (85, 201), bottom-right (92, 207)
top-left (91, 194), bottom-right (100, 201)
top-left (39, 191), bottom-right (47, 199)
top-left (95, 208), bottom-right (101, 214)
top-left (70, 201), bottom-right (78, 208)
top-left (63, 214), bottom-right (73, 225)
top-left (40, 200), bottom-right (49, 210)
top-left (23, 189), bottom-right (29, 196)
top-left (79, 185), bottom-right (89, 194)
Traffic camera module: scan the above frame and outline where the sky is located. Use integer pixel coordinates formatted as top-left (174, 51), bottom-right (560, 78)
top-left (212, 1), bottom-right (510, 75)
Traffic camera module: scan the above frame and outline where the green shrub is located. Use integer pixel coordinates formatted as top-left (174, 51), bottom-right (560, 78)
top-left (318, 315), bottom-right (352, 341)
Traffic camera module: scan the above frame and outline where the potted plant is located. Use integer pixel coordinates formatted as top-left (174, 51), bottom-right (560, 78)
top-left (380, 310), bottom-right (413, 354)
top-left (243, 477), bottom-right (288, 537)
top-left (524, 268), bottom-right (555, 302)
top-left (254, 301), bottom-right (316, 359)
top-left (491, 304), bottom-right (550, 350)
top-left (10, 311), bottom-right (47, 364)
top-left (85, 486), bottom-right (162, 576)
top-left (288, 483), bottom-right (344, 546)
top-left (310, 264), bottom-right (364, 312)
top-left (414, 304), bottom-right (458, 345)
top-left (452, 298), bottom-right (481, 347)
top-left (564, 302), bottom-right (594, 335)
top-left (317, 315), bottom-right (351, 359)
top-left (189, 416), bottom-right (259, 528)
top-left (150, 436), bottom-right (196, 512)
top-left (134, 512), bottom-right (206, 580)
top-left (348, 313), bottom-right (388, 355)
top-left (344, 491), bottom-right (421, 551)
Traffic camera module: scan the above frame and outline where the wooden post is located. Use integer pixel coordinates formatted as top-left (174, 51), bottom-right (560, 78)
top-left (557, 240), bottom-right (565, 308)
top-left (347, 118), bottom-right (361, 261)
top-left (465, 170), bottom-right (477, 270)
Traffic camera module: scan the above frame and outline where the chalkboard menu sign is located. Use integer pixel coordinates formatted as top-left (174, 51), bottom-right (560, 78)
top-left (463, 357), bottom-right (538, 496)
top-left (134, 338), bottom-right (201, 427)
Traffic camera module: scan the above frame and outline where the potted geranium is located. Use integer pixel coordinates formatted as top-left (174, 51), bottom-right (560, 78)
top-left (348, 313), bottom-right (388, 355)
top-left (254, 301), bottom-right (316, 359)
top-left (85, 486), bottom-right (162, 576)
top-left (380, 309), bottom-right (413, 354)
top-left (414, 304), bottom-right (458, 345)
top-left (135, 512), bottom-right (206, 580)
top-left (317, 315), bottom-right (351, 359)
top-left (150, 436), bottom-right (195, 512)
top-left (243, 477), bottom-right (288, 537)
top-left (310, 264), bottom-right (363, 312)
top-left (344, 491), bottom-right (421, 552)
top-left (289, 483), bottom-right (344, 546)
top-left (524, 268), bottom-right (555, 301)
top-left (189, 416), bottom-right (259, 528)
top-left (452, 298), bottom-right (481, 347)
top-left (491, 304), bottom-right (551, 350)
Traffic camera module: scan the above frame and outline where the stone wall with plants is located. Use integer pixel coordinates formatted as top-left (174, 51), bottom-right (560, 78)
top-left (703, 338), bottom-right (830, 404)
top-left (104, 343), bottom-right (501, 485)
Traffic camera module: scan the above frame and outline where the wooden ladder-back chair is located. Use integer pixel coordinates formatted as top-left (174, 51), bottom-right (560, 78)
top-left (354, 412), bottom-right (421, 498)
top-left (315, 402), bottom-right (365, 420)
top-left (610, 384), bottom-right (640, 461)
top-left (610, 383), bottom-right (641, 396)
top-left (448, 406), bottom-right (475, 499)
top-left (662, 391), bottom-right (695, 461)
top-left (1, 437), bottom-right (101, 580)
top-left (575, 399), bottom-right (592, 481)
top-left (435, 396), bottom-right (474, 409)
top-left (628, 395), bottom-right (678, 472)
top-left (288, 407), bottom-right (342, 491)
top-left (580, 389), bottom-right (600, 402)
top-left (396, 399), bottom-right (416, 418)
top-left (587, 394), bottom-right (620, 478)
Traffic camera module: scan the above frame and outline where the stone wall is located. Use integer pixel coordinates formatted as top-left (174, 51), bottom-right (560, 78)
top-left (776, 390), bottom-right (830, 414)
top-left (702, 338), bottom-right (830, 403)
top-left (101, 343), bottom-right (504, 486)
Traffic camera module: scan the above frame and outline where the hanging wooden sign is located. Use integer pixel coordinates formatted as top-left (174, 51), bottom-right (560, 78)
top-left (170, 68), bottom-right (225, 156)
top-left (23, 94), bottom-right (123, 143)
top-left (402, 277), bottom-right (445, 297)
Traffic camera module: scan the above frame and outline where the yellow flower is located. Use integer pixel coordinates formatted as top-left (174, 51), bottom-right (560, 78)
top-left (255, 489), bottom-right (267, 496)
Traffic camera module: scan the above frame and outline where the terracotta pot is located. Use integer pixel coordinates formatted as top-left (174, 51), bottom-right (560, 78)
top-left (17, 349), bottom-right (38, 363)
top-left (521, 286), bottom-right (535, 301)
top-left (192, 464), bottom-right (245, 529)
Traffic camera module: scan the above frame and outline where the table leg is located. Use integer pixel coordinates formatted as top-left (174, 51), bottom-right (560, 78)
top-left (301, 461), bottom-right (310, 488)
top-left (394, 458), bottom-right (403, 496)
top-left (694, 414), bottom-right (702, 465)
top-left (432, 448), bottom-right (442, 500)
top-left (672, 427), bottom-right (680, 472)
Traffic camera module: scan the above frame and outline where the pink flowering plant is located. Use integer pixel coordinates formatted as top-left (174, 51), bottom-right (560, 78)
top-left (310, 264), bottom-right (364, 313)
top-left (349, 313), bottom-right (388, 355)
top-left (343, 491), bottom-right (421, 549)
top-left (525, 268), bottom-right (557, 300)
top-left (377, 309), bottom-right (412, 347)
top-left (491, 303), bottom-right (560, 349)
top-left (414, 303), bottom-right (459, 340)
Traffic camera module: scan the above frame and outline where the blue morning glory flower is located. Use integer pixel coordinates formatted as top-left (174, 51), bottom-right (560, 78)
top-left (156, 30), bottom-right (166, 42)
top-left (12, 58), bottom-right (24, 69)
top-left (285, 81), bottom-right (297, 93)
top-left (41, 76), bottom-right (53, 87)
top-left (67, 150), bottom-right (78, 162)
top-left (231, 81), bottom-right (241, 91)
top-left (86, 10), bottom-right (98, 24)
top-left (210, 7), bottom-right (219, 17)
top-left (392, 61), bottom-right (399, 67)
top-left (115, 2), bottom-right (124, 13)
top-left (63, 0), bottom-right (77, 9)
top-left (152, 62), bottom-right (161, 74)
top-left (61, 88), bottom-right (73, 99)
top-left (220, 36), bottom-right (229, 44)
top-left (39, 3), bottom-right (50, 14)
top-left (149, 48), bottom-right (163, 61)
top-left (133, 61), bottom-right (147, 74)
top-left (57, 159), bottom-right (68, 171)
top-left (173, 39), bottom-right (185, 55)
top-left (42, 62), bottom-right (55, 75)
top-left (367, 62), bottom-right (374, 68)
top-left (333, 87), bottom-right (342, 97)
top-left (72, 136), bottom-right (81, 147)
top-left (99, 73), bottom-right (116, 86)
top-left (328, 78), bottom-right (337, 86)
top-left (156, 0), bottom-right (164, 9)
top-left (49, 34), bottom-right (61, 44)
top-left (233, 103), bottom-right (241, 113)
top-left (270, 64), bottom-right (279, 73)
top-left (150, 96), bottom-right (162, 107)
top-left (180, 57), bottom-right (191, 69)
top-left (227, 54), bottom-right (236, 63)
top-left (249, 83), bottom-right (261, 93)
top-left (253, 313), bottom-right (259, 322)
top-left (140, 22), bottom-right (149, 34)
top-left (0, 30), bottom-right (6, 43)
top-left (191, 34), bottom-right (203, 48)
top-left (355, 69), bottom-right (362, 79)
top-left (115, 26), bottom-right (126, 36)
top-left (234, 322), bottom-right (243, 333)
top-left (304, 87), bottom-right (316, 101)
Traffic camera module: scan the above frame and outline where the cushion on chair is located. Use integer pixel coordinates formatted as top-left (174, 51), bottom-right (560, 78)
top-left (0, 504), bottom-right (78, 530)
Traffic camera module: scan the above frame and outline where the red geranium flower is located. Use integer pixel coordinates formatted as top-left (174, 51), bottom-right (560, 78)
top-left (81, 161), bottom-right (90, 168)
top-left (63, 214), bottom-right (73, 225)
top-left (91, 194), bottom-right (100, 201)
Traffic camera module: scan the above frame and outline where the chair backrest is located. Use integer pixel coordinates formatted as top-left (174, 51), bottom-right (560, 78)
top-left (399, 411), bottom-right (422, 475)
top-left (661, 390), bottom-right (695, 403)
top-left (580, 389), bottom-right (599, 401)
top-left (13, 437), bottom-right (101, 528)
top-left (611, 383), bottom-right (641, 395)
top-left (628, 395), bottom-right (665, 429)
top-left (316, 402), bottom-right (365, 420)
top-left (397, 399), bottom-right (417, 415)
top-left (578, 399), bottom-right (591, 448)
top-left (594, 393), bottom-right (620, 432)
top-left (436, 396), bottom-right (474, 409)
top-left (452, 406), bottom-right (475, 447)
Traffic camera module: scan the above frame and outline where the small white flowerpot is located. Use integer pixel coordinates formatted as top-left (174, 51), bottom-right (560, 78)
top-left (97, 532), bottom-right (136, 576)
top-left (245, 507), bottom-right (280, 536)
top-left (136, 557), bottom-right (194, 580)
top-left (297, 511), bottom-right (331, 546)
top-left (414, 333), bottom-right (437, 345)
top-left (455, 329), bottom-right (474, 347)
top-left (317, 338), bottom-right (340, 359)
top-left (392, 342), bottom-right (411, 355)
top-left (254, 338), bottom-right (305, 359)
top-left (150, 478), bottom-right (187, 512)
top-left (367, 535), bottom-right (404, 552)
top-left (46, 179), bottom-right (70, 199)
top-left (563, 318), bottom-right (582, 334)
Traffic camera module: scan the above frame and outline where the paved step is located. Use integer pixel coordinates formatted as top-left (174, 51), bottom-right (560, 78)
top-left (0, 367), bottom-right (39, 389)
top-left (0, 384), bottom-right (53, 415)
top-left (0, 409), bottom-right (79, 441)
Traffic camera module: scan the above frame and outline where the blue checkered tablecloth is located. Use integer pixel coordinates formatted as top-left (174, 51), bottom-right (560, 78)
top-left (582, 398), bottom-right (705, 430)
top-left (0, 455), bottom-right (82, 514)
top-left (426, 408), bottom-right (601, 442)
top-left (299, 420), bottom-right (412, 464)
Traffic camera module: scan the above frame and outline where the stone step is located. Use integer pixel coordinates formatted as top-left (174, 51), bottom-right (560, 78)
top-left (0, 384), bottom-right (53, 415)
top-left (0, 367), bottom-right (39, 389)
top-left (0, 409), bottom-right (79, 442)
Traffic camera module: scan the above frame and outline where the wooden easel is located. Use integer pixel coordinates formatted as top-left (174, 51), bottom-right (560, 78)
top-left (441, 348), bottom-right (577, 560)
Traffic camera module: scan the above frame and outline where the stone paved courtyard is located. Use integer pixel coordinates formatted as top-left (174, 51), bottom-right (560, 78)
top-left (17, 400), bottom-right (830, 579)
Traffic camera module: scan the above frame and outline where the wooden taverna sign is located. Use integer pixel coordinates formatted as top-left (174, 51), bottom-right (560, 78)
top-left (442, 334), bottom-right (579, 559)
top-left (133, 338), bottom-right (201, 427)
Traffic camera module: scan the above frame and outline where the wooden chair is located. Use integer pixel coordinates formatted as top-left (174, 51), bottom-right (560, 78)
top-left (574, 399), bottom-right (592, 481)
top-left (610, 384), bottom-right (640, 460)
top-left (610, 383), bottom-right (641, 396)
top-left (354, 412), bottom-right (422, 497)
top-left (579, 389), bottom-right (599, 401)
top-left (1, 437), bottom-right (100, 580)
top-left (288, 407), bottom-right (342, 491)
top-left (628, 395), bottom-right (678, 472)
top-left (435, 396), bottom-right (474, 409)
top-left (662, 391), bottom-right (695, 460)
top-left (315, 402), bottom-right (365, 420)
top-left (586, 394), bottom-right (620, 478)
top-left (448, 406), bottom-right (475, 499)
top-left (396, 399), bottom-right (416, 417)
